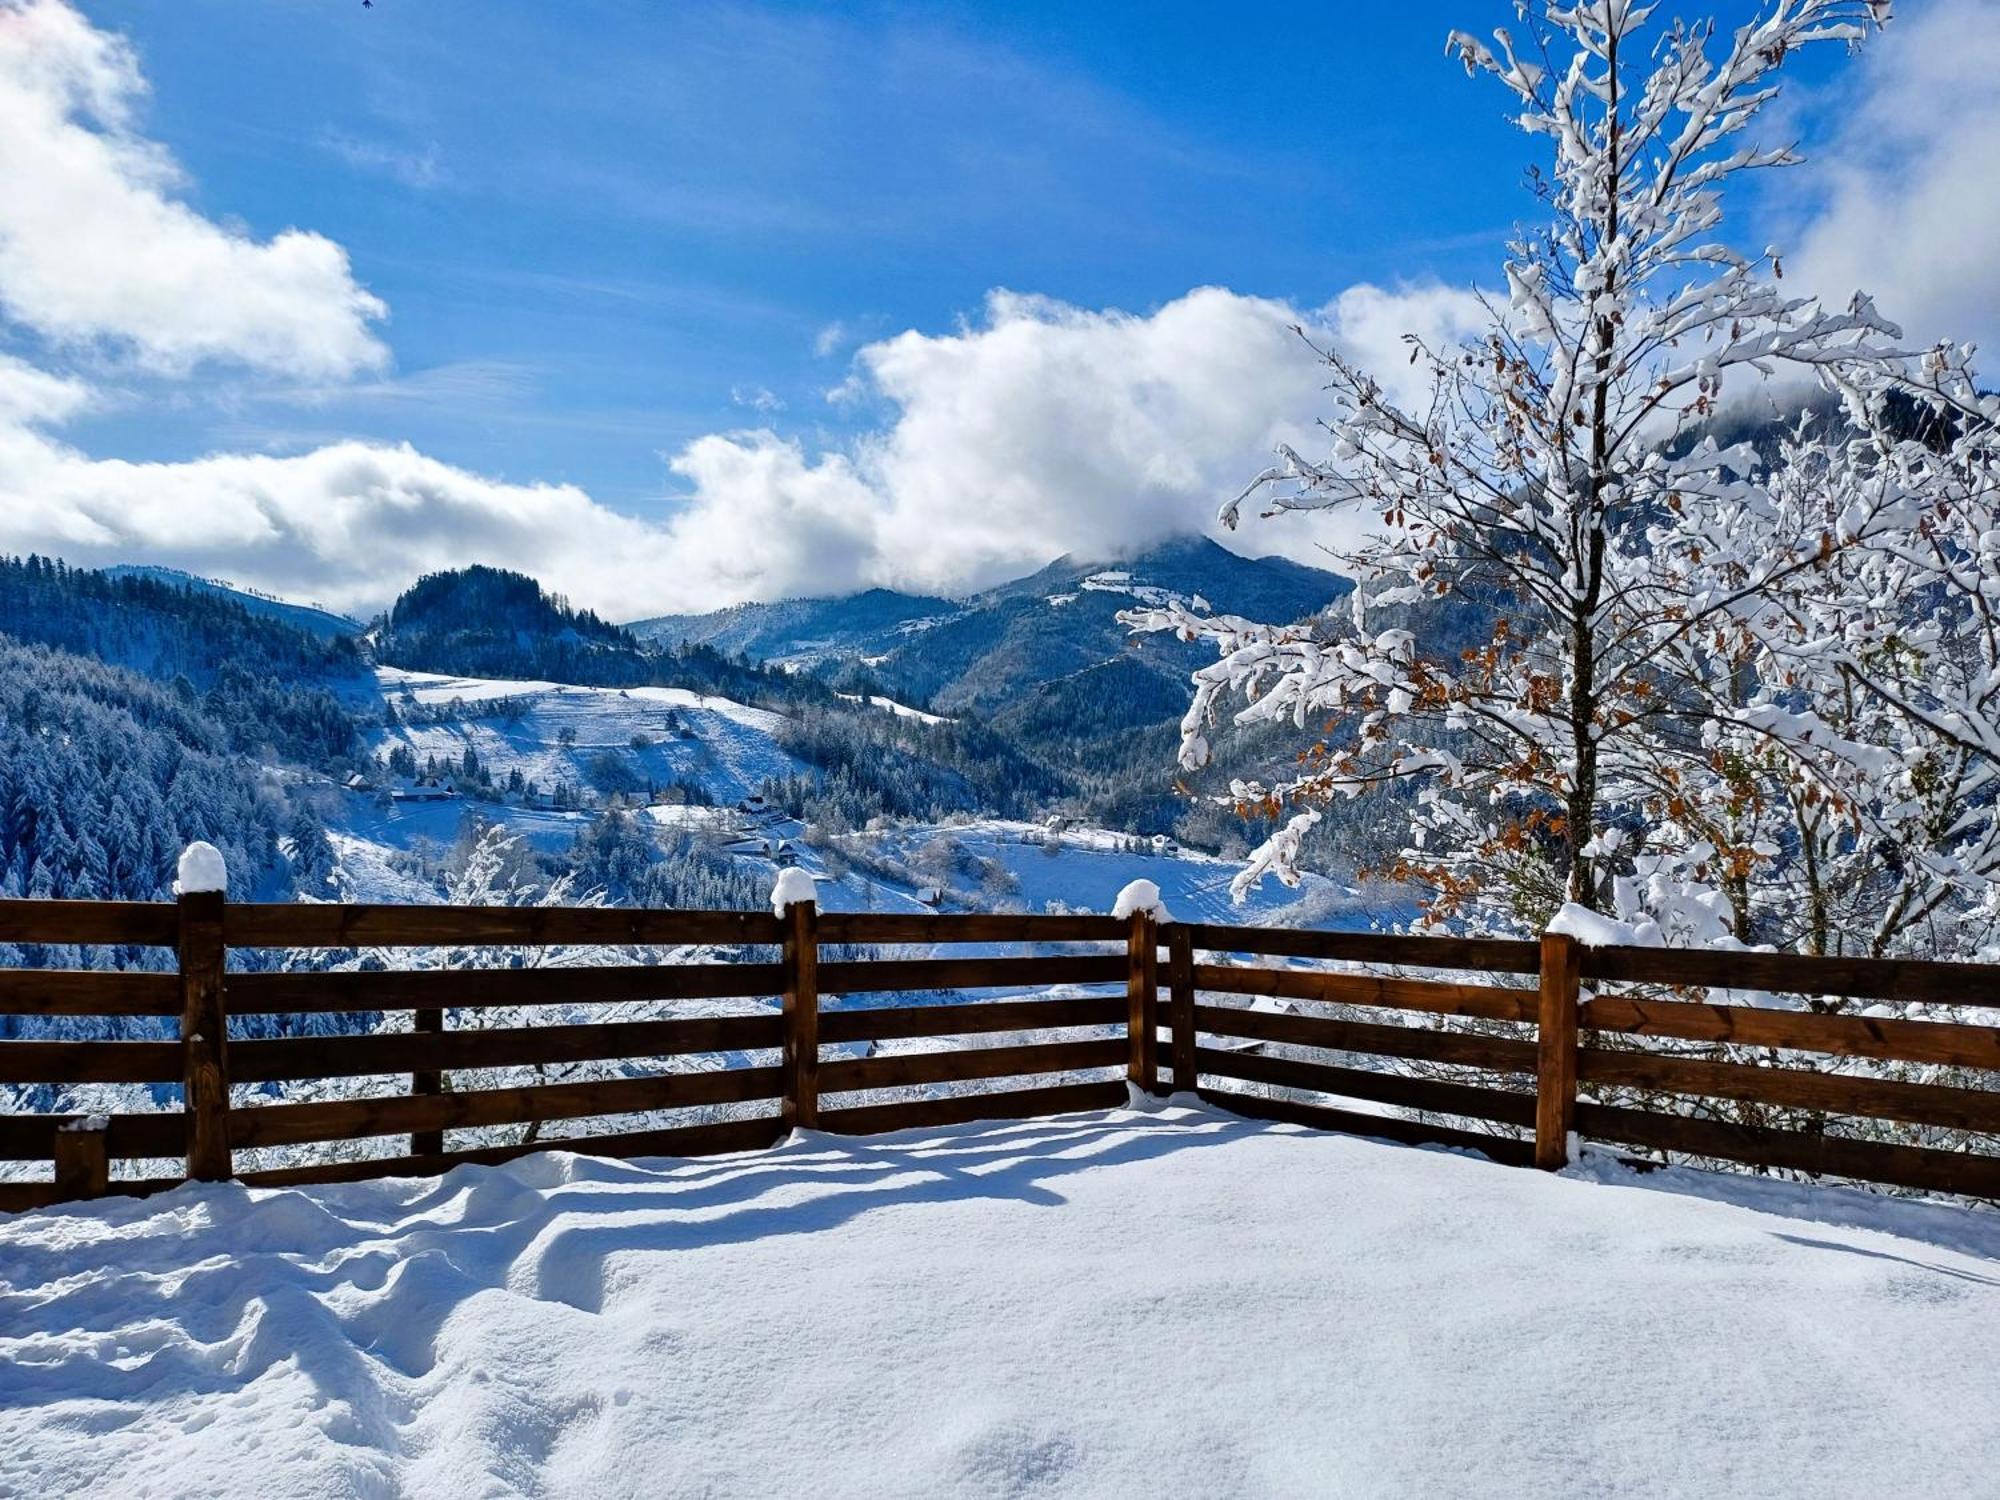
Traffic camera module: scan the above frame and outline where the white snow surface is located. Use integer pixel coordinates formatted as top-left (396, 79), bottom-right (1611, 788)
top-left (173, 840), bottom-right (226, 895)
top-left (3, 1106), bottom-right (1995, 1498)
top-left (770, 866), bottom-right (818, 915)
top-left (1547, 899), bottom-right (1660, 947)
top-left (833, 691), bottom-right (952, 726)
top-left (366, 668), bottom-right (805, 807)
top-left (1109, 877), bottom-right (1166, 921)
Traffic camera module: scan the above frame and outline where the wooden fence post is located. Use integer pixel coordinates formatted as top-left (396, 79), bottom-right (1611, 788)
top-left (781, 897), bottom-right (819, 1130)
top-left (54, 1118), bottom-right (110, 1202)
top-left (1126, 909), bottom-right (1160, 1094)
top-left (177, 888), bottom-right (233, 1181)
top-left (1165, 924), bottom-right (1196, 1098)
top-left (1534, 930), bottom-right (1582, 1171)
top-left (411, 1007), bottom-right (444, 1157)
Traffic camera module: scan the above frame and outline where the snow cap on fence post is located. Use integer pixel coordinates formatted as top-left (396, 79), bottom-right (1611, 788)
top-left (1545, 900), bottom-right (1661, 948)
top-left (1111, 878), bottom-right (1168, 922)
top-left (175, 842), bottom-right (227, 896)
top-left (770, 867), bottom-right (818, 917)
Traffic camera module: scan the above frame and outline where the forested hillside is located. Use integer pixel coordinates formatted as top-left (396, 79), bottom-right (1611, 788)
top-left (0, 639), bottom-right (290, 913)
top-left (376, 566), bottom-right (661, 685)
top-left (0, 555), bottom-right (361, 686)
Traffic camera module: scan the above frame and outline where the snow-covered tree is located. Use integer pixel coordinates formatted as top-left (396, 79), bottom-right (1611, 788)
top-left (1127, 0), bottom-right (1968, 943)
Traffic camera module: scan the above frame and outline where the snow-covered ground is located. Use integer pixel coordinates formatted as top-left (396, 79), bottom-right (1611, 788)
top-left (319, 670), bottom-right (1400, 928)
top-left (834, 690), bottom-right (952, 725)
top-left (3, 1105), bottom-right (1994, 1498)
top-left (369, 668), bottom-right (806, 807)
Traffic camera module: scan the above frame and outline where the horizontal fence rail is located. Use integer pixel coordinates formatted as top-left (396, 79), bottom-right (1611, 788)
top-left (0, 891), bottom-right (1997, 1210)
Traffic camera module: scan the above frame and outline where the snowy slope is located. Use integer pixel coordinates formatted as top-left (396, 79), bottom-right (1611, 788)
top-left (370, 667), bottom-right (805, 806)
top-left (2, 1105), bottom-right (1994, 1497)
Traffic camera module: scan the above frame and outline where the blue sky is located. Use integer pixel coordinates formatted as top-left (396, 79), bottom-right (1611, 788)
top-left (1, 0), bottom-right (1993, 617)
top-left (79, 1), bottom-right (1541, 502)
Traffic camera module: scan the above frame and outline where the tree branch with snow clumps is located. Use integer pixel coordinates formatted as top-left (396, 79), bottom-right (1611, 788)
top-left (1123, 0), bottom-right (2000, 959)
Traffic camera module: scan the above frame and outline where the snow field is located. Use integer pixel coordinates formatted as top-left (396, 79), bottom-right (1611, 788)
top-left (2, 1104), bottom-right (1995, 1498)
top-left (370, 668), bottom-right (806, 808)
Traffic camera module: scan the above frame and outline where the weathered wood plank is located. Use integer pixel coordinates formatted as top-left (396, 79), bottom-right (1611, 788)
top-left (1188, 963), bottom-right (1539, 1023)
top-left (230, 1013), bottom-right (782, 1083)
top-left (818, 1038), bottom-right (1127, 1094)
top-left (0, 970), bottom-right (180, 1017)
top-left (816, 955), bottom-right (1126, 995)
top-left (815, 912), bottom-right (1126, 945)
top-left (52, 1122), bottom-right (109, 1201)
top-left (1581, 995), bottom-right (2000, 1070)
top-left (1573, 1102), bottom-right (2000, 1198)
top-left (0, 1112), bottom-right (183, 1162)
top-left (1189, 1003), bottom-right (1540, 1074)
top-left (1166, 925), bottom-right (1197, 1096)
top-left (237, 1114), bottom-right (787, 1188)
top-left (1191, 1046), bottom-right (1538, 1126)
top-left (781, 898), bottom-right (819, 1131)
top-left (1195, 1086), bottom-right (1536, 1166)
top-left (226, 962), bottom-right (785, 1015)
top-left (222, 903), bottom-right (782, 949)
top-left (0, 899), bottom-right (179, 947)
top-left (410, 1006), bottom-right (444, 1157)
top-left (227, 1066), bottom-right (782, 1149)
top-left (0, 1040), bottom-right (183, 1084)
top-left (1580, 945), bottom-right (2000, 1006)
top-left (1577, 1048), bottom-right (2000, 1134)
top-left (179, 891), bottom-right (231, 1182)
top-left (1127, 909), bottom-right (1160, 1095)
top-left (816, 1079), bottom-right (1129, 1136)
top-left (817, 995), bottom-right (1124, 1044)
top-left (1180, 924), bottom-right (1541, 974)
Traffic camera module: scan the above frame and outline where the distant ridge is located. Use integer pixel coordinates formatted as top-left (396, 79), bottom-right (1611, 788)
top-left (105, 564), bottom-right (361, 639)
top-left (625, 535), bottom-right (1350, 786)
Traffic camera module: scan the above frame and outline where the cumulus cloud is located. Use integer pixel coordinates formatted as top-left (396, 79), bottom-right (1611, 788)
top-left (0, 281), bottom-right (1487, 618)
top-left (0, 0), bottom-right (386, 377)
top-left (1790, 0), bottom-right (2000, 350)
top-left (0, 424), bottom-right (688, 621)
top-left (652, 282), bottom-right (1488, 606)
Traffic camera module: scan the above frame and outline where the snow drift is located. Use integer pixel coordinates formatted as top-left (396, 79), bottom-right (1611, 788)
top-left (1, 1105), bottom-right (1994, 1497)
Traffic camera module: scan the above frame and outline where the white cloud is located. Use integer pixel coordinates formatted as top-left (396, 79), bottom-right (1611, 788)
top-left (653, 282), bottom-right (1489, 606)
top-left (317, 128), bottom-right (444, 191)
top-left (0, 0), bottom-right (386, 378)
top-left (812, 320), bottom-right (851, 358)
top-left (729, 383), bottom-right (786, 414)
top-left (1790, 0), bottom-right (2000, 349)
top-left (0, 424), bottom-right (688, 621)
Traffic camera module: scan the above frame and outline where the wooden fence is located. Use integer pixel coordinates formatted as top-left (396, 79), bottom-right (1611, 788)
top-left (1, 893), bottom-right (1997, 1211)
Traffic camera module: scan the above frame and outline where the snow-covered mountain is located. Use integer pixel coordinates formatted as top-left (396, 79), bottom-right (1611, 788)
top-left (627, 536), bottom-right (1351, 792)
top-left (632, 537), bottom-right (1346, 693)
top-left (629, 587), bottom-right (960, 667)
